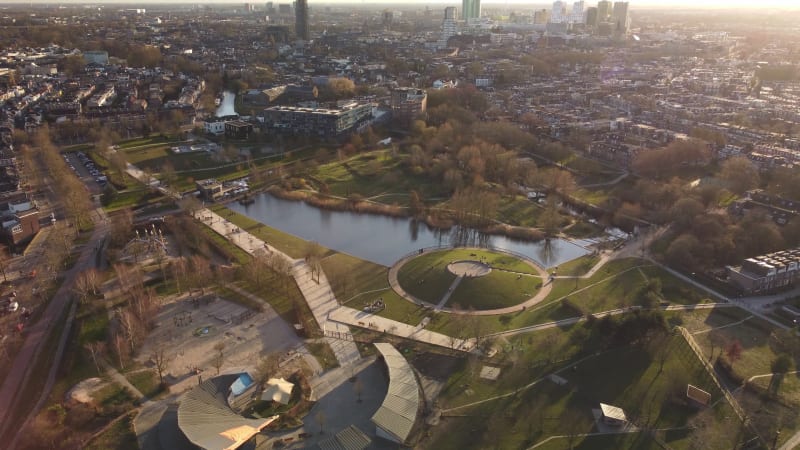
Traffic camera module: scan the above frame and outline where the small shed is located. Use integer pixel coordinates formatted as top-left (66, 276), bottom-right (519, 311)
top-left (261, 378), bottom-right (295, 405)
top-left (686, 384), bottom-right (711, 407)
top-left (599, 403), bottom-right (627, 427)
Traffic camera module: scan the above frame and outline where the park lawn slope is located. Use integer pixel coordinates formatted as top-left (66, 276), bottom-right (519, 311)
top-left (447, 270), bottom-right (540, 311)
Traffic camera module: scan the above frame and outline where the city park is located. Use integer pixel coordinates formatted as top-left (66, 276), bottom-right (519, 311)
top-left (29, 134), bottom-right (797, 450)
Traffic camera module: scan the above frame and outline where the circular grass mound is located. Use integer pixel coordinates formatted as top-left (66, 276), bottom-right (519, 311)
top-left (395, 248), bottom-right (543, 311)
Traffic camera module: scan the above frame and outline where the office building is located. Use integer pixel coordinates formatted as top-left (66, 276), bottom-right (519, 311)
top-left (261, 102), bottom-right (373, 137)
top-left (295, 0), bottom-right (308, 40)
top-left (551, 1), bottom-right (567, 23)
top-left (570, 1), bottom-right (585, 23)
top-left (597, 0), bottom-right (612, 21)
top-left (728, 248), bottom-right (800, 294)
top-left (585, 7), bottom-right (598, 26)
top-left (462, 0), bottom-right (481, 21)
top-left (533, 8), bottom-right (550, 24)
top-left (612, 1), bottom-right (630, 34)
top-left (391, 88), bottom-right (427, 126)
top-left (441, 6), bottom-right (458, 48)
top-left (382, 9), bottom-right (393, 28)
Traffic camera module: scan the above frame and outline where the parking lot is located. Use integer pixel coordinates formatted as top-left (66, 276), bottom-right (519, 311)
top-left (63, 151), bottom-right (107, 195)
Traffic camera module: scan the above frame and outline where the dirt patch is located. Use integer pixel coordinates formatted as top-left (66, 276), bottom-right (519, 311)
top-left (66, 377), bottom-right (107, 405)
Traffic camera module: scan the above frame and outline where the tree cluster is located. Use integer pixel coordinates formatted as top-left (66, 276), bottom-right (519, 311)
top-left (29, 126), bottom-right (93, 229)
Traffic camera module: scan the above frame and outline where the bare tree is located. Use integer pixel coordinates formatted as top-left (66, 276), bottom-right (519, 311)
top-left (243, 249), bottom-right (271, 288)
top-left (188, 255), bottom-right (213, 295)
top-left (212, 342), bottom-right (225, 375)
top-left (354, 378), bottom-right (364, 403)
top-left (75, 268), bottom-right (100, 303)
top-left (84, 341), bottom-right (107, 375)
top-left (178, 195), bottom-right (203, 217)
top-left (118, 308), bottom-right (143, 354)
top-left (111, 331), bottom-right (129, 369)
top-left (302, 241), bottom-right (325, 284)
top-left (254, 353), bottom-right (281, 385)
top-left (0, 247), bottom-right (10, 282)
top-left (315, 411), bottom-right (327, 434)
top-left (271, 255), bottom-right (294, 296)
top-left (171, 257), bottom-right (188, 294)
top-left (150, 344), bottom-right (173, 387)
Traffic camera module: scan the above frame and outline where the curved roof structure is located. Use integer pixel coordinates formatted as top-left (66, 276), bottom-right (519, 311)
top-left (178, 374), bottom-right (277, 450)
top-left (371, 343), bottom-right (421, 444)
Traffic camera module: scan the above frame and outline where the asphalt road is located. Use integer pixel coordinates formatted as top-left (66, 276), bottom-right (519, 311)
top-left (0, 207), bottom-right (109, 445)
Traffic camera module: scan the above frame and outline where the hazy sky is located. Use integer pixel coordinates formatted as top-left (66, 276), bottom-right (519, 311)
top-left (5, 0), bottom-right (800, 7)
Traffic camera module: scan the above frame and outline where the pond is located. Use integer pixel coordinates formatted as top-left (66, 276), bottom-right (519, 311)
top-left (227, 194), bottom-right (591, 269)
top-left (216, 91), bottom-right (237, 117)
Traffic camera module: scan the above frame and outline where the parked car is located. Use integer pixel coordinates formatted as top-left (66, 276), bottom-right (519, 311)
top-left (7, 301), bottom-right (19, 312)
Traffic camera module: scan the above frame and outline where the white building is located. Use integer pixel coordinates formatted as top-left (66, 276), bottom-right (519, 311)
top-left (551, 0), bottom-right (567, 23)
top-left (440, 6), bottom-right (458, 49)
top-left (570, 1), bottom-right (585, 24)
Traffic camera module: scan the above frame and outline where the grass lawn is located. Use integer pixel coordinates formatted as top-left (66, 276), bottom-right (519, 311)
top-left (572, 187), bottom-right (611, 206)
top-left (319, 252), bottom-right (427, 326)
top-left (425, 258), bottom-right (718, 337)
top-left (564, 221), bottom-right (604, 239)
top-left (532, 432), bottom-right (667, 450)
top-left (118, 136), bottom-right (170, 149)
top-left (197, 223), bottom-right (252, 265)
top-left (447, 270), bottom-right (541, 311)
top-left (306, 341), bottom-right (340, 370)
top-left (104, 188), bottom-right (151, 211)
top-left (320, 252), bottom-right (388, 302)
top-left (639, 265), bottom-right (723, 304)
top-left (750, 373), bottom-right (800, 407)
top-left (121, 144), bottom-right (171, 165)
top-left (496, 195), bottom-right (546, 228)
top-left (396, 253), bottom-right (457, 304)
top-left (554, 253), bottom-right (601, 277)
top-left (679, 308), bottom-right (782, 379)
top-left (92, 382), bottom-right (137, 409)
top-left (429, 332), bottom-right (737, 450)
top-left (313, 151), bottom-right (448, 203)
top-left (84, 412), bottom-right (139, 450)
top-left (210, 205), bottom-right (311, 258)
top-left (396, 248), bottom-right (541, 306)
top-left (126, 369), bottom-right (163, 398)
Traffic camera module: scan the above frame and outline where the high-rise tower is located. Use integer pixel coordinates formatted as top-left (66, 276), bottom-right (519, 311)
top-left (295, 0), bottom-right (309, 40)
top-left (612, 1), bottom-right (630, 34)
top-left (461, 0), bottom-right (481, 21)
top-left (440, 6), bottom-right (458, 48)
top-left (550, 0), bottom-right (566, 23)
top-left (597, 0), bottom-right (612, 21)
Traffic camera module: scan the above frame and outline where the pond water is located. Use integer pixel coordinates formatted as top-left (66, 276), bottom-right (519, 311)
top-left (227, 194), bottom-right (591, 268)
top-left (215, 91), bottom-right (237, 117)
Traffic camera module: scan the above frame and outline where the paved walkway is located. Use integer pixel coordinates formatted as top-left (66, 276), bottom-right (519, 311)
top-left (387, 247), bottom-right (554, 316)
top-left (436, 276), bottom-right (464, 310)
top-left (328, 306), bottom-right (475, 351)
top-left (195, 208), bottom-right (360, 367)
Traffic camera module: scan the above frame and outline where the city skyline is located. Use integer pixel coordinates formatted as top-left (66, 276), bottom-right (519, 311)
top-left (2, 0), bottom-right (800, 7)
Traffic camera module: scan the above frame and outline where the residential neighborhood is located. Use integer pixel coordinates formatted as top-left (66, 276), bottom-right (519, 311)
top-left (0, 2), bottom-right (797, 450)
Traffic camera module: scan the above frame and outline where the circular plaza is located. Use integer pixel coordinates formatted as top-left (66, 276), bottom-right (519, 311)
top-left (389, 247), bottom-right (549, 313)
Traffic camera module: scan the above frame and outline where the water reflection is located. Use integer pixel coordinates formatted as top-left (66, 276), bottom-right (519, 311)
top-left (215, 91), bottom-right (237, 117)
top-left (409, 219), bottom-right (419, 242)
top-left (232, 193), bottom-right (589, 268)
